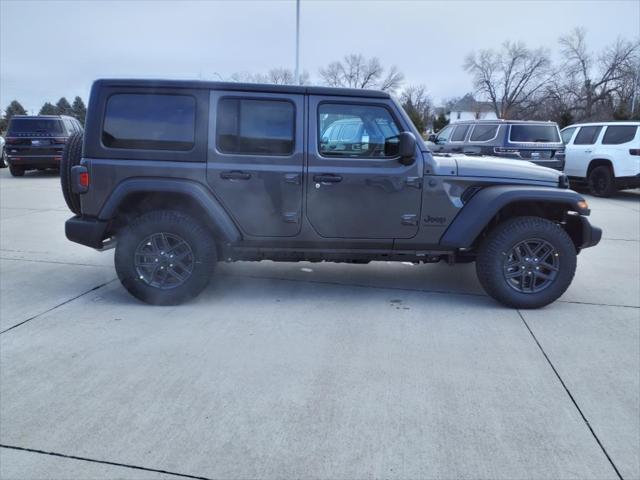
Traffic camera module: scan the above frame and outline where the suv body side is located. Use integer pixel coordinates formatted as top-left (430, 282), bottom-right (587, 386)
top-left (562, 122), bottom-right (640, 189)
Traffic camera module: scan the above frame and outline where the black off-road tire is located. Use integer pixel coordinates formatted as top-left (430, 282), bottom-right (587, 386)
top-left (588, 165), bottom-right (616, 197)
top-left (115, 210), bottom-right (217, 305)
top-left (9, 164), bottom-right (24, 177)
top-left (476, 216), bottom-right (577, 309)
top-left (1, 150), bottom-right (7, 168)
top-left (60, 131), bottom-right (83, 214)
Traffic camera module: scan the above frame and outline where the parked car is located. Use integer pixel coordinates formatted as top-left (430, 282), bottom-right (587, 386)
top-left (61, 79), bottom-right (601, 308)
top-left (0, 135), bottom-right (6, 168)
top-left (561, 121), bottom-right (640, 196)
top-left (427, 120), bottom-right (565, 171)
top-left (4, 115), bottom-right (83, 177)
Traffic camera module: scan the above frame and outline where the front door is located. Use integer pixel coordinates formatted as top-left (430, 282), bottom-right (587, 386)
top-left (306, 96), bottom-right (423, 239)
top-left (207, 91), bottom-right (304, 237)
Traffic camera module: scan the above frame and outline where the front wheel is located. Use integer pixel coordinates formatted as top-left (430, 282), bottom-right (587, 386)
top-left (115, 210), bottom-right (217, 305)
top-left (476, 216), bottom-right (577, 309)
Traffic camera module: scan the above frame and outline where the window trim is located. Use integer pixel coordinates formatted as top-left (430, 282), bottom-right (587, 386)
top-left (468, 123), bottom-right (500, 143)
top-left (101, 92), bottom-right (197, 152)
top-left (316, 101), bottom-right (403, 160)
top-left (507, 124), bottom-right (562, 144)
top-left (601, 125), bottom-right (638, 145)
top-left (214, 95), bottom-right (297, 157)
top-left (449, 124), bottom-right (472, 143)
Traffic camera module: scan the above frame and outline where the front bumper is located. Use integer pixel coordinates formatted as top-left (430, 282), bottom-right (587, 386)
top-left (579, 216), bottom-right (602, 249)
top-left (66, 216), bottom-right (110, 249)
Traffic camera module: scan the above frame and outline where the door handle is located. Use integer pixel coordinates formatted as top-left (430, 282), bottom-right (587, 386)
top-left (313, 174), bottom-right (342, 183)
top-left (220, 171), bottom-right (251, 180)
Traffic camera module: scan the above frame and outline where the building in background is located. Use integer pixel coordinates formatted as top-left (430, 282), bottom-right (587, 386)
top-left (448, 93), bottom-right (498, 123)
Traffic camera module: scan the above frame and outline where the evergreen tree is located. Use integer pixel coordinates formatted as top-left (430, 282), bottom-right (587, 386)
top-left (0, 100), bottom-right (27, 132)
top-left (55, 97), bottom-right (73, 116)
top-left (39, 102), bottom-right (57, 115)
top-left (71, 96), bottom-right (87, 125)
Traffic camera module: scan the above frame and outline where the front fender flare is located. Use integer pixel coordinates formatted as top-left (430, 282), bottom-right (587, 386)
top-left (98, 178), bottom-right (241, 243)
top-left (439, 185), bottom-right (589, 248)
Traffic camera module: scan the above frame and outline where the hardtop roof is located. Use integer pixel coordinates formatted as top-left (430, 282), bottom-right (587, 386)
top-left (93, 78), bottom-right (392, 99)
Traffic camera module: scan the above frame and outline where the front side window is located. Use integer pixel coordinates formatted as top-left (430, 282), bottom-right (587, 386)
top-left (318, 104), bottom-right (399, 158)
top-left (510, 124), bottom-right (561, 143)
top-left (451, 124), bottom-right (470, 142)
top-left (103, 94), bottom-right (195, 150)
top-left (216, 98), bottom-right (294, 155)
top-left (470, 124), bottom-right (499, 142)
top-left (561, 127), bottom-right (577, 144)
top-left (574, 126), bottom-right (603, 145)
top-left (435, 125), bottom-right (454, 144)
top-left (602, 125), bottom-right (638, 145)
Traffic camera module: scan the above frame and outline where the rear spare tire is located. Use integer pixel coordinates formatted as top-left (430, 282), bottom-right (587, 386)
top-left (60, 131), bottom-right (83, 214)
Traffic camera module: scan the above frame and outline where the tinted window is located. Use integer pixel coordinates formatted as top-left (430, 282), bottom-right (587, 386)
top-left (602, 125), bottom-right (637, 145)
top-left (510, 124), bottom-right (560, 143)
top-left (561, 127), bottom-right (577, 144)
top-left (8, 118), bottom-right (63, 135)
top-left (574, 126), bottom-right (603, 145)
top-left (318, 104), bottom-right (399, 158)
top-left (103, 94), bottom-right (195, 150)
top-left (434, 125), bottom-right (454, 143)
top-left (216, 98), bottom-right (294, 155)
top-left (451, 124), bottom-right (470, 142)
top-left (470, 124), bottom-right (499, 142)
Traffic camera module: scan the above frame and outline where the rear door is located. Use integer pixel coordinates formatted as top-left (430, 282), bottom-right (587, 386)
top-left (306, 96), bottom-right (423, 239)
top-left (207, 91), bottom-right (304, 237)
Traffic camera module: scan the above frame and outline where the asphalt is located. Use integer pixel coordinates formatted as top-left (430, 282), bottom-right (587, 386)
top-left (0, 169), bottom-right (638, 480)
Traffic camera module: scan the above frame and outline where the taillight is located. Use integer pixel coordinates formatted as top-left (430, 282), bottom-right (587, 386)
top-left (53, 138), bottom-right (67, 144)
top-left (5, 137), bottom-right (18, 144)
top-left (630, 149), bottom-right (640, 156)
top-left (79, 171), bottom-right (90, 188)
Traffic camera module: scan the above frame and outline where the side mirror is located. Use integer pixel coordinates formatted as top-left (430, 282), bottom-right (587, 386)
top-left (428, 133), bottom-right (437, 143)
top-left (388, 131), bottom-right (416, 165)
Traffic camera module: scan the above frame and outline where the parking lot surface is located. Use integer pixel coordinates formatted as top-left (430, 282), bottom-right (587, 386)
top-left (0, 169), bottom-right (638, 480)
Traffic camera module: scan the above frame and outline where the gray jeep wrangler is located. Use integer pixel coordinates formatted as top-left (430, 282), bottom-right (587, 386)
top-left (61, 79), bottom-right (601, 308)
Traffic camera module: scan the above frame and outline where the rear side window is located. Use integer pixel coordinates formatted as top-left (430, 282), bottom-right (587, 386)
top-left (102, 94), bottom-right (196, 150)
top-left (602, 125), bottom-right (637, 145)
top-left (451, 125), bottom-right (470, 142)
top-left (574, 126), bottom-right (602, 145)
top-left (561, 127), bottom-right (577, 144)
top-left (216, 98), bottom-right (294, 155)
top-left (8, 118), bottom-right (63, 135)
top-left (510, 124), bottom-right (560, 143)
top-left (470, 124), bottom-right (499, 142)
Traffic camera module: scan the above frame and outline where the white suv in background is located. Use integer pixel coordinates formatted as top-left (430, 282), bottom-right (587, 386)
top-left (561, 122), bottom-right (640, 197)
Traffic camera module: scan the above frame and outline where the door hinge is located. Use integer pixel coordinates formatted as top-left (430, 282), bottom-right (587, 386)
top-left (283, 212), bottom-right (299, 223)
top-left (401, 214), bottom-right (418, 226)
top-left (405, 176), bottom-right (422, 188)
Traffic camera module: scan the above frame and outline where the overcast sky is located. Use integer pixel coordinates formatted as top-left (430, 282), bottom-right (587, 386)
top-left (1, 0), bottom-right (639, 113)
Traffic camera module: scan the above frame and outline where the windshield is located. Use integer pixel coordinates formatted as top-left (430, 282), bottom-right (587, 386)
top-left (509, 124), bottom-right (560, 143)
top-left (8, 118), bottom-right (64, 135)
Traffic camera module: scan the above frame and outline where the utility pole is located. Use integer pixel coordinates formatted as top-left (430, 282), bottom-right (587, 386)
top-left (294, 0), bottom-right (300, 85)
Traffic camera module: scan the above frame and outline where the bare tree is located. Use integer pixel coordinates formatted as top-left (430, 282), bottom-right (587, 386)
top-left (400, 85), bottom-right (432, 133)
top-left (464, 41), bottom-right (552, 119)
top-left (228, 68), bottom-right (309, 85)
top-left (559, 28), bottom-right (639, 120)
top-left (319, 54), bottom-right (404, 93)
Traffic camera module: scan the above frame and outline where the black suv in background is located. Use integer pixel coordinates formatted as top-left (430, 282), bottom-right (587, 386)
top-left (428, 120), bottom-right (565, 171)
top-left (4, 115), bottom-right (83, 176)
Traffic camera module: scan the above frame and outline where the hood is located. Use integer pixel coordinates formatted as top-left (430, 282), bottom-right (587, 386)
top-left (452, 154), bottom-right (561, 185)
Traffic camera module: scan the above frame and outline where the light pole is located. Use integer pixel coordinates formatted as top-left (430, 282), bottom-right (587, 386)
top-left (294, 0), bottom-right (300, 85)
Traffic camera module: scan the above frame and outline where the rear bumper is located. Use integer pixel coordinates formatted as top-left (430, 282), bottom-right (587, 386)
top-left (579, 216), bottom-right (602, 249)
top-left (65, 216), bottom-right (110, 249)
top-left (7, 155), bottom-right (61, 167)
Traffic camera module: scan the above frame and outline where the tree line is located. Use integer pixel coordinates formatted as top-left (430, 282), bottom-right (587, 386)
top-left (0, 96), bottom-right (86, 133)
top-left (1, 27), bottom-right (637, 134)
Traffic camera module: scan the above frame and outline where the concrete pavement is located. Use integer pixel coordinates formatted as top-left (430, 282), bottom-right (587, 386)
top-left (1, 169), bottom-right (638, 479)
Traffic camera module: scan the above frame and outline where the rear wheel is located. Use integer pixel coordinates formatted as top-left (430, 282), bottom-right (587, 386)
top-left (476, 216), bottom-right (577, 309)
top-left (115, 210), bottom-right (217, 305)
top-left (9, 164), bottom-right (24, 177)
top-left (588, 165), bottom-right (616, 197)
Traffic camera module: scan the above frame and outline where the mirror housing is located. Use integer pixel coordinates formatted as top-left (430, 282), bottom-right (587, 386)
top-left (395, 131), bottom-right (417, 165)
top-left (428, 133), bottom-right (437, 143)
